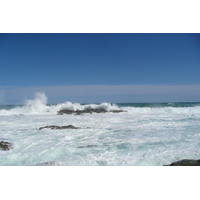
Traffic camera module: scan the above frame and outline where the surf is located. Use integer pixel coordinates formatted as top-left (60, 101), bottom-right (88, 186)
top-left (0, 92), bottom-right (122, 116)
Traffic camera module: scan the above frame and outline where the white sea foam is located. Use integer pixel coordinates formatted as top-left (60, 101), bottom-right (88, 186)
top-left (123, 105), bottom-right (200, 116)
top-left (0, 92), bottom-right (200, 166)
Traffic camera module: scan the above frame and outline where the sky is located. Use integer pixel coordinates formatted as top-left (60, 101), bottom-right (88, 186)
top-left (0, 33), bottom-right (200, 104)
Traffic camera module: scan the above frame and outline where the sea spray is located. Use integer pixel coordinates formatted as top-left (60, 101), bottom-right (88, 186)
top-left (0, 92), bottom-right (49, 115)
top-left (24, 92), bottom-right (49, 114)
top-left (0, 92), bottom-right (121, 116)
top-left (0, 92), bottom-right (200, 165)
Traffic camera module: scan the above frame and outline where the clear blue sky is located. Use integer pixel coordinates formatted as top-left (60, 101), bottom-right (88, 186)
top-left (0, 33), bottom-right (200, 104)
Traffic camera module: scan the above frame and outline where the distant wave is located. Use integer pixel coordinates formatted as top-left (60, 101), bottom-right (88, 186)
top-left (0, 92), bottom-right (200, 116)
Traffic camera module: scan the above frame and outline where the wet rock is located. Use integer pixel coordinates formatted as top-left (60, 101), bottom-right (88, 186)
top-left (58, 109), bottom-right (106, 115)
top-left (0, 141), bottom-right (12, 151)
top-left (57, 108), bottom-right (123, 115)
top-left (77, 145), bottom-right (98, 148)
top-left (39, 125), bottom-right (79, 130)
top-left (164, 159), bottom-right (200, 166)
top-left (35, 162), bottom-right (60, 166)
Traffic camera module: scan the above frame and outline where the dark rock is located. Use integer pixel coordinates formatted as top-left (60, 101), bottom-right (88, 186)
top-left (77, 145), bottom-right (98, 148)
top-left (164, 159), bottom-right (200, 166)
top-left (0, 141), bottom-right (12, 151)
top-left (57, 108), bottom-right (124, 115)
top-left (35, 162), bottom-right (60, 166)
top-left (39, 125), bottom-right (79, 130)
top-left (112, 110), bottom-right (124, 113)
top-left (14, 114), bottom-right (24, 116)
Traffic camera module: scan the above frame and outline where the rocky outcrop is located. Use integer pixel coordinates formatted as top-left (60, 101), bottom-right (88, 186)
top-left (164, 159), bottom-right (200, 166)
top-left (57, 108), bottom-right (123, 115)
top-left (0, 141), bottom-right (12, 151)
top-left (39, 125), bottom-right (79, 130)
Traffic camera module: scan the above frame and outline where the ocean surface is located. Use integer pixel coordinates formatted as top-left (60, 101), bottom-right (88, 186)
top-left (0, 92), bottom-right (200, 166)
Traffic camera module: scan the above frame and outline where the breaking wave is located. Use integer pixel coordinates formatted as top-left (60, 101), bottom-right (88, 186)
top-left (0, 92), bottom-right (200, 116)
top-left (0, 92), bottom-right (121, 116)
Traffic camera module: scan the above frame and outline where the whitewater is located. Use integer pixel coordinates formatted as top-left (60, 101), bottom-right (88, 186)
top-left (0, 92), bottom-right (200, 166)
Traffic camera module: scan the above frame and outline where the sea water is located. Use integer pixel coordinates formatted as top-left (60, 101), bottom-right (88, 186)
top-left (0, 92), bottom-right (200, 166)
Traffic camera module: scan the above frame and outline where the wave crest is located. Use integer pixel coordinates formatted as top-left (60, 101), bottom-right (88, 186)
top-left (0, 92), bottom-right (121, 115)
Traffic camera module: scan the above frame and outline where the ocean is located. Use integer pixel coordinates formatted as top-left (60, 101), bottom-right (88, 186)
top-left (1, 92), bottom-right (200, 166)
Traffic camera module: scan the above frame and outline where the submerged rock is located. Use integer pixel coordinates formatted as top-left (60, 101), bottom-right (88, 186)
top-left (35, 162), bottom-right (60, 166)
top-left (39, 125), bottom-right (79, 130)
top-left (14, 114), bottom-right (24, 116)
top-left (164, 159), bottom-right (200, 166)
top-left (57, 108), bottom-right (124, 115)
top-left (0, 141), bottom-right (12, 151)
top-left (77, 145), bottom-right (98, 148)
